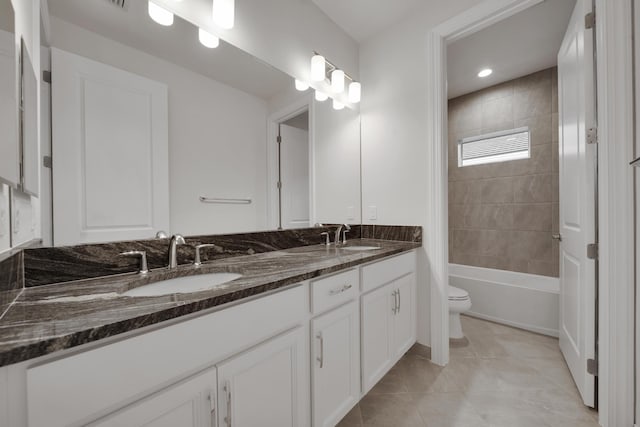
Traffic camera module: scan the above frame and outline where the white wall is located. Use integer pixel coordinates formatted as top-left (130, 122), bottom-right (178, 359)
top-left (359, 0), bottom-right (479, 345)
top-left (314, 99), bottom-right (361, 224)
top-left (49, 17), bottom-right (270, 236)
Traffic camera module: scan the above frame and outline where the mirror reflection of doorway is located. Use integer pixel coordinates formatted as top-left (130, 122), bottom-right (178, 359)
top-left (278, 110), bottom-right (310, 230)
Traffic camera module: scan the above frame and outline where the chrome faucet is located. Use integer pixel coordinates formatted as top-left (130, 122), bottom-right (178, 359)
top-left (168, 234), bottom-right (186, 269)
top-left (334, 224), bottom-right (351, 245)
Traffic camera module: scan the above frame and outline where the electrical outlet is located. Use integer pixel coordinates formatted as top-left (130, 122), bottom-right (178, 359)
top-left (13, 209), bottom-right (20, 235)
top-left (347, 206), bottom-right (355, 220)
top-left (368, 206), bottom-right (377, 221)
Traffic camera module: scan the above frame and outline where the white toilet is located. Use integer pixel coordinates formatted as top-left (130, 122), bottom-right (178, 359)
top-left (449, 286), bottom-right (472, 339)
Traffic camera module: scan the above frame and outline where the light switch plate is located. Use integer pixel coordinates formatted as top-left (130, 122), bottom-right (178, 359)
top-left (368, 206), bottom-right (377, 221)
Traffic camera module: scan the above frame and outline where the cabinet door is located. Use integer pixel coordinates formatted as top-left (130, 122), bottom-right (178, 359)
top-left (90, 368), bottom-right (217, 427)
top-left (0, 29), bottom-right (19, 188)
top-left (392, 274), bottom-right (416, 359)
top-left (51, 48), bottom-right (169, 245)
top-left (361, 282), bottom-right (395, 394)
top-left (312, 301), bottom-right (360, 427)
top-left (217, 327), bottom-right (308, 427)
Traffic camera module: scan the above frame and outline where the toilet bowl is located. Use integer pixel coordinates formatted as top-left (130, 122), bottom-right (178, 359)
top-left (449, 286), bottom-right (472, 339)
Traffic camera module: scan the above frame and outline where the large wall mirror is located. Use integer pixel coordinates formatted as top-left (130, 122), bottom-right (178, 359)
top-left (44, 0), bottom-right (361, 246)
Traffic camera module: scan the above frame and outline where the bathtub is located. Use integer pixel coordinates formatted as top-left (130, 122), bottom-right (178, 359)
top-left (448, 263), bottom-right (560, 337)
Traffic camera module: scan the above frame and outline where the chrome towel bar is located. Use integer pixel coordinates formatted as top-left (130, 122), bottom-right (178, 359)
top-left (199, 196), bottom-right (252, 204)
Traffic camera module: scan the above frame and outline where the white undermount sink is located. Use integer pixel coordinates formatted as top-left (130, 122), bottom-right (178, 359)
top-left (342, 246), bottom-right (382, 251)
top-left (123, 272), bottom-right (243, 297)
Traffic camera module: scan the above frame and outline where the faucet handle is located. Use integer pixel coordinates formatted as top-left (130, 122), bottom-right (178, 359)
top-left (320, 232), bottom-right (330, 246)
top-left (194, 244), bottom-right (216, 267)
top-left (342, 229), bottom-right (350, 245)
top-left (120, 251), bottom-right (149, 275)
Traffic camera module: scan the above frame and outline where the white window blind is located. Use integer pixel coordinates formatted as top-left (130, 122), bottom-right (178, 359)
top-left (458, 127), bottom-right (530, 167)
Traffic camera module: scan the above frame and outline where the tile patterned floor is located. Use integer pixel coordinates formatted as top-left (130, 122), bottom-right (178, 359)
top-left (337, 315), bottom-right (600, 427)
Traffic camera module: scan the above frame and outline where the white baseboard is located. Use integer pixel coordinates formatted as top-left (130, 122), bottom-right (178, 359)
top-left (449, 263), bottom-right (559, 337)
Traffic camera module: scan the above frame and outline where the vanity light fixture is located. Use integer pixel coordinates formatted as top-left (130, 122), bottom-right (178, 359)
top-left (331, 69), bottom-right (345, 93)
top-left (295, 79), bottom-right (309, 91)
top-left (311, 54), bottom-right (326, 81)
top-left (148, 1), bottom-right (174, 26)
top-left (315, 90), bottom-right (328, 101)
top-left (348, 81), bottom-right (361, 103)
top-left (333, 99), bottom-right (345, 110)
top-left (212, 0), bottom-right (235, 30)
top-left (198, 28), bottom-right (219, 48)
top-left (478, 68), bottom-right (493, 78)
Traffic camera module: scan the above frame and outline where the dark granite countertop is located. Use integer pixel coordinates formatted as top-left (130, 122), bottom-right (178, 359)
top-left (0, 239), bottom-right (419, 367)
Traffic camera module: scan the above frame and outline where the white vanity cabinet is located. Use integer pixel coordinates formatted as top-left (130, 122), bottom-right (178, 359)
top-left (91, 368), bottom-right (218, 427)
top-left (311, 301), bottom-right (360, 427)
top-left (217, 327), bottom-right (307, 427)
top-left (361, 253), bottom-right (416, 394)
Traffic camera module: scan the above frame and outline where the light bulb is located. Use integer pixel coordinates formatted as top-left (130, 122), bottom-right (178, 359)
top-left (311, 55), bottom-right (326, 82)
top-left (213, 0), bottom-right (235, 29)
top-left (478, 68), bottom-right (493, 78)
top-left (295, 79), bottom-right (309, 91)
top-left (199, 28), bottom-right (219, 48)
top-left (331, 69), bottom-right (345, 93)
top-left (315, 90), bottom-right (328, 101)
top-left (348, 81), bottom-right (361, 103)
top-left (333, 99), bottom-right (344, 110)
top-left (148, 1), bottom-right (174, 26)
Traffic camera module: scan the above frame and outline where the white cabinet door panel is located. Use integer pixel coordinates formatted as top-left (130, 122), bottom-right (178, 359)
top-left (393, 274), bottom-right (416, 358)
top-left (312, 301), bottom-right (360, 427)
top-left (361, 282), bottom-right (394, 394)
top-left (217, 327), bottom-right (308, 427)
top-left (51, 48), bottom-right (169, 245)
top-left (0, 29), bottom-right (19, 187)
top-left (90, 368), bottom-right (216, 427)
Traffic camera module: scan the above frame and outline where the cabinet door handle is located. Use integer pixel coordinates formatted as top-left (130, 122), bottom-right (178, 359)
top-left (398, 288), bottom-right (401, 314)
top-left (391, 290), bottom-right (397, 314)
top-left (329, 284), bottom-right (352, 296)
top-left (208, 391), bottom-right (216, 427)
top-left (224, 381), bottom-right (232, 427)
top-left (317, 333), bottom-right (324, 368)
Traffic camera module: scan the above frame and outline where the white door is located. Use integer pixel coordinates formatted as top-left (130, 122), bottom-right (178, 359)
top-left (280, 123), bottom-right (309, 229)
top-left (0, 28), bottom-right (19, 188)
top-left (91, 368), bottom-right (216, 427)
top-left (361, 282), bottom-right (395, 394)
top-left (217, 327), bottom-right (308, 427)
top-left (312, 301), bottom-right (360, 427)
top-left (392, 274), bottom-right (416, 359)
top-left (557, 0), bottom-right (597, 407)
top-left (51, 48), bottom-right (169, 245)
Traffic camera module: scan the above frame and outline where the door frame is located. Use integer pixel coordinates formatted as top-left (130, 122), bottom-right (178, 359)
top-left (267, 95), bottom-right (315, 229)
top-left (426, 0), bottom-right (636, 425)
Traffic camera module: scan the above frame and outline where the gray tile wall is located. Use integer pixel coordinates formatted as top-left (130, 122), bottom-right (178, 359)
top-left (448, 68), bottom-right (559, 277)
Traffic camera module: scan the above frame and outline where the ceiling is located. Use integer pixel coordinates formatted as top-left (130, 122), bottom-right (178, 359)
top-left (447, 0), bottom-right (576, 99)
top-left (47, 0), bottom-right (292, 101)
top-left (311, 0), bottom-right (422, 43)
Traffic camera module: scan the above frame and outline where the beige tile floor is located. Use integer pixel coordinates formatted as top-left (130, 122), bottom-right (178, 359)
top-left (338, 315), bottom-right (600, 427)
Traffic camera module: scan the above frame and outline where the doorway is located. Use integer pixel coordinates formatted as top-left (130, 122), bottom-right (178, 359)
top-left (278, 111), bottom-right (311, 230)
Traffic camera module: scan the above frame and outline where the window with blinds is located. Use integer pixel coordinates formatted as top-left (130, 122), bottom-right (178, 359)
top-left (458, 127), bottom-right (530, 167)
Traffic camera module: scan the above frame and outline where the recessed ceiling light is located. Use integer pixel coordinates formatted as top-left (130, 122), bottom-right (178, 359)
top-left (478, 69), bottom-right (493, 78)
top-left (148, 1), bottom-right (174, 26)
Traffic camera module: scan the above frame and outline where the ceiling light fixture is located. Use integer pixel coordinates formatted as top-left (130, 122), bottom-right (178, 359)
top-left (295, 79), bottom-right (309, 91)
top-left (348, 82), bottom-right (361, 103)
top-left (478, 68), bottom-right (493, 78)
top-left (148, 1), bottom-right (174, 26)
top-left (333, 99), bottom-right (344, 110)
top-left (315, 90), bottom-right (328, 101)
top-left (331, 69), bottom-right (345, 93)
top-left (212, 0), bottom-right (235, 29)
top-left (311, 54), bottom-right (326, 82)
top-left (198, 28), bottom-right (219, 48)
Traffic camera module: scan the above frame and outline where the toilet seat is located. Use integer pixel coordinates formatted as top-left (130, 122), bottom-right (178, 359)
top-left (448, 286), bottom-right (469, 301)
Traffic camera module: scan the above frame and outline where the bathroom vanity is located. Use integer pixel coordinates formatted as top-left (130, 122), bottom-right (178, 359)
top-left (0, 233), bottom-right (419, 427)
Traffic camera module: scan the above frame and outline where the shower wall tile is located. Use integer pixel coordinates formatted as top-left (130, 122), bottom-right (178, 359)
top-left (448, 67), bottom-right (559, 278)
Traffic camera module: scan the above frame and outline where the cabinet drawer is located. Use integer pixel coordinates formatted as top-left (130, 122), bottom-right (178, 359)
top-left (361, 252), bottom-right (416, 293)
top-left (311, 269), bottom-right (359, 314)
